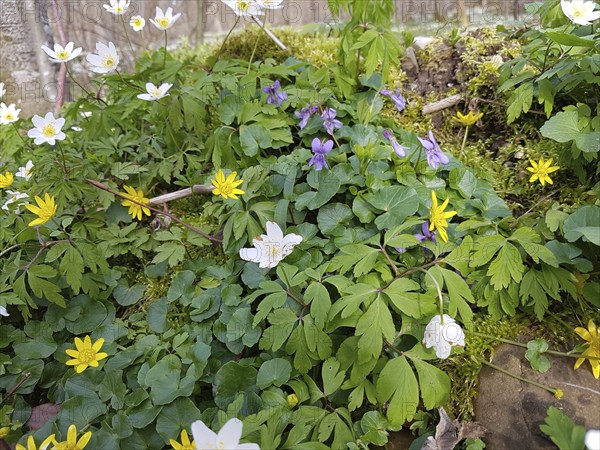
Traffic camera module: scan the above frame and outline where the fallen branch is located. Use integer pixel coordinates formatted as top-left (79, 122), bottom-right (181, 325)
top-left (148, 185), bottom-right (213, 205)
top-left (422, 94), bottom-right (463, 115)
top-left (86, 179), bottom-right (221, 243)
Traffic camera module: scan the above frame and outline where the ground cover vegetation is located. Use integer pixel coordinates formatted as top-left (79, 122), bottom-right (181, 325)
top-left (0, 0), bottom-right (599, 448)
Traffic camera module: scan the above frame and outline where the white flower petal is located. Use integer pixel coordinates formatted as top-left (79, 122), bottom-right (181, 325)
top-left (217, 419), bottom-right (244, 448)
top-left (191, 420), bottom-right (219, 448)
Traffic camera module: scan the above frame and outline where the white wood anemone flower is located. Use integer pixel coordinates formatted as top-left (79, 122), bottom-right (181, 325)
top-left (16, 160), bottom-right (34, 180)
top-left (27, 112), bottom-right (66, 146)
top-left (0, 82), bottom-right (5, 99)
top-left (103, 0), bottom-right (131, 15)
top-left (221, 0), bottom-right (263, 16)
top-left (137, 82), bottom-right (173, 101)
top-left (150, 7), bottom-right (182, 30)
top-left (191, 418), bottom-right (260, 450)
top-left (561, 0), bottom-right (600, 25)
top-left (256, 0), bottom-right (284, 9)
top-left (2, 190), bottom-right (29, 212)
top-left (0, 103), bottom-right (21, 125)
top-left (86, 42), bottom-right (119, 74)
top-left (130, 15), bottom-right (145, 31)
top-left (423, 314), bottom-right (465, 359)
top-left (239, 221), bottom-right (303, 269)
top-left (40, 42), bottom-right (82, 63)
top-left (0, 306), bottom-right (8, 318)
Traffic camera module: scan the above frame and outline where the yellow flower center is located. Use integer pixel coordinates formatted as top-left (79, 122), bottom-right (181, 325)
top-left (572, 5), bottom-right (584, 17)
top-left (133, 18), bottom-right (142, 26)
top-left (238, 1), bottom-right (250, 11)
top-left (78, 349), bottom-right (96, 364)
top-left (116, 5), bottom-right (124, 12)
top-left (56, 49), bottom-right (69, 59)
top-left (102, 56), bottom-right (115, 68)
top-left (157, 17), bottom-right (170, 27)
top-left (150, 87), bottom-right (162, 97)
top-left (42, 124), bottom-right (56, 137)
top-left (5, 113), bottom-right (13, 121)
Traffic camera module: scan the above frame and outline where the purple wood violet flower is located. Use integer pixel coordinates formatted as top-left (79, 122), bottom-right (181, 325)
top-left (382, 129), bottom-right (406, 158)
top-left (381, 88), bottom-right (406, 113)
top-left (295, 104), bottom-right (319, 130)
top-left (308, 137), bottom-right (334, 171)
top-left (262, 80), bottom-right (288, 107)
top-left (418, 131), bottom-right (449, 169)
top-left (321, 108), bottom-right (342, 135)
top-left (415, 220), bottom-right (436, 243)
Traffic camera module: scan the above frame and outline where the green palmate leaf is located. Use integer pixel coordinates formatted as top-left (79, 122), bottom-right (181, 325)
top-left (330, 283), bottom-right (378, 319)
top-left (322, 357), bottom-right (346, 396)
top-left (539, 407), bottom-right (586, 450)
top-left (507, 83), bottom-right (533, 123)
top-left (214, 362), bottom-right (259, 409)
top-left (443, 235), bottom-right (474, 276)
top-left (563, 206), bottom-right (600, 246)
top-left (408, 357), bottom-right (451, 410)
top-left (144, 354), bottom-right (194, 405)
top-left (365, 186), bottom-right (419, 230)
top-left (256, 358), bottom-right (292, 389)
top-left (356, 296), bottom-right (395, 364)
top-left (359, 411), bottom-right (390, 446)
top-left (539, 110), bottom-right (600, 152)
top-left (525, 338), bottom-right (551, 373)
top-left (520, 269), bottom-right (550, 319)
top-left (383, 278), bottom-right (429, 318)
top-left (113, 283), bottom-right (145, 306)
top-left (432, 266), bottom-right (474, 324)
top-left (469, 235), bottom-right (506, 267)
top-left (487, 242), bottom-right (525, 289)
top-left (239, 124), bottom-right (272, 157)
top-left (152, 241), bottom-right (186, 266)
top-left (155, 397), bottom-right (202, 442)
top-left (260, 308), bottom-right (298, 351)
top-left (376, 356), bottom-right (418, 428)
top-left (317, 203), bottom-right (354, 236)
top-left (537, 79), bottom-right (555, 117)
top-left (306, 282), bottom-right (331, 329)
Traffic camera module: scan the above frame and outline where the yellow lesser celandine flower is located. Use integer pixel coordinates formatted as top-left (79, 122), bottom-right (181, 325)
top-left (15, 434), bottom-right (56, 450)
top-left (169, 429), bottom-right (196, 450)
top-left (553, 389), bottom-right (564, 399)
top-left (574, 319), bottom-right (600, 379)
top-left (0, 171), bottom-right (14, 188)
top-left (526, 157), bottom-right (560, 186)
top-left (211, 170), bottom-right (245, 200)
top-left (65, 335), bottom-right (108, 373)
top-left (120, 185), bottom-right (151, 221)
top-left (52, 424), bottom-right (91, 450)
top-left (287, 393), bottom-right (299, 408)
top-left (24, 193), bottom-right (57, 227)
top-left (429, 191), bottom-right (457, 243)
top-left (0, 426), bottom-right (9, 438)
top-left (452, 111), bottom-right (483, 126)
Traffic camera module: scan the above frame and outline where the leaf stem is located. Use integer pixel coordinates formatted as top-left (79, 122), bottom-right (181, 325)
top-left (247, 14), bottom-right (267, 74)
top-left (211, 16), bottom-right (240, 71)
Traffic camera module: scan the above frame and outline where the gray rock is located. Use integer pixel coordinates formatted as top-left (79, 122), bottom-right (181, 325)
top-left (474, 343), bottom-right (600, 450)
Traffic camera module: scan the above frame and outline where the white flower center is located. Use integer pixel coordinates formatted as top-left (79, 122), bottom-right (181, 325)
top-left (150, 87), bottom-right (162, 98)
top-left (42, 124), bottom-right (56, 137)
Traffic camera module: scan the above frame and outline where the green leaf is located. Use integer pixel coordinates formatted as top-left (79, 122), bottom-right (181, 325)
top-left (317, 203), bottom-right (354, 236)
top-left (256, 358), bottom-right (292, 389)
top-left (152, 241), bottom-right (186, 266)
top-left (306, 282), bottom-right (331, 329)
top-left (144, 354), bottom-right (194, 405)
top-left (434, 266), bottom-right (474, 324)
top-left (520, 269), bottom-right (550, 319)
top-left (376, 356), bottom-right (418, 427)
top-left (365, 186), bottom-right (419, 230)
top-left (563, 206), bottom-right (600, 246)
top-left (214, 361), bottom-right (258, 409)
top-left (350, 29), bottom-right (380, 50)
top-left (356, 296), bottom-right (395, 363)
top-left (507, 84), bottom-right (533, 123)
top-left (409, 357), bottom-right (451, 410)
top-left (60, 246), bottom-right (84, 294)
top-left (449, 168), bottom-right (477, 198)
top-left (113, 283), bottom-right (145, 306)
top-left (155, 398), bottom-right (201, 441)
top-left (383, 278), bottom-right (430, 318)
top-left (470, 235), bottom-right (506, 267)
top-left (322, 357), bottom-right (345, 396)
top-left (539, 406), bottom-right (585, 450)
top-left (487, 242), bottom-right (524, 289)
top-left (545, 31), bottom-right (595, 47)
top-left (525, 339), bottom-right (551, 373)
top-left (239, 124), bottom-right (272, 157)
